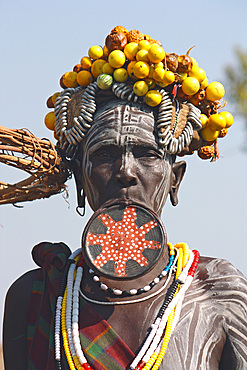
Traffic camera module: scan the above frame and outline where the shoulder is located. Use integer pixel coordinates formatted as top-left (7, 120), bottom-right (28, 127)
top-left (195, 256), bottom-right (247, 311)
top-left (197, 255), bottom-right (247, 287)
top-left (3, 269), bottom-right (40, 369)
top-left (4, 268), bottom-right (40, 321)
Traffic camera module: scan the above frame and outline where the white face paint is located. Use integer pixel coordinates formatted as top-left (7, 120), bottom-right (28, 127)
top-left (81, 104), bottom-right (174, 215)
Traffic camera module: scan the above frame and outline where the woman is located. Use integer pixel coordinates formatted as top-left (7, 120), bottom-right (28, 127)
top-left (3, 26), bottom-right (247, 369)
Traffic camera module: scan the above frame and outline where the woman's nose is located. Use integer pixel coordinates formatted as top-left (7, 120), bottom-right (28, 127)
top-left (114, 155), bottom-right (138, 187)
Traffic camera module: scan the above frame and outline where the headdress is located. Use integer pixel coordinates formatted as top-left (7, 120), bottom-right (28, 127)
top-left (45, 26), bottom-right (233, 161)
top-left (1, 26), bottom-right (233, 205)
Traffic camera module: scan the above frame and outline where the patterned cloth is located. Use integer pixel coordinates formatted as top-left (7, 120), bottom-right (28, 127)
top-left (79, 299), bottom-right (134, 370)
top-left (27, 242), bottom-right (134, 370)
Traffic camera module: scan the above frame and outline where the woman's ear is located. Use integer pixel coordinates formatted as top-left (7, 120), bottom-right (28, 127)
top-left (70, 159), bottom-right (85, 213)
top-left (169, 161), bottom-right (186, 206)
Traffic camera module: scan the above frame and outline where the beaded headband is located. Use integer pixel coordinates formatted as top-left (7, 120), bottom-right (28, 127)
top-left (45, 26), bottom-right (233, 161)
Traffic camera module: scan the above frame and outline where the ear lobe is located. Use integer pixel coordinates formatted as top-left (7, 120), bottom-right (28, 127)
top-left (70, 159), bottom-right (85, 211)
top-left (169, 161), bottom-right (186, 206)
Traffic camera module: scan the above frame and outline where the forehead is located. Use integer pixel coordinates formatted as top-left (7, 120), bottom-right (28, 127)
top-left (85, 104), bottom-right (160, 152)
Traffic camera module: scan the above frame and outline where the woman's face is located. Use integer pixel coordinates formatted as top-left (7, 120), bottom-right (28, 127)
top-left (81, 104), bottom-right (174, 215)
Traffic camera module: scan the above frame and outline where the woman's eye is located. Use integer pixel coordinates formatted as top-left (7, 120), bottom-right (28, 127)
top-left (135, 149), bottom-right (161, 159)
top-left (90, 148), bottom-right (116, 162)
top-left (97, 151), bottom-right (110, 157)
top-left (143, 152), bottom-right (158, 158)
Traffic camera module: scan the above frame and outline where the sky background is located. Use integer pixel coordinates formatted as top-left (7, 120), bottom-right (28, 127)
top-left (1, 0), bottom-right (247, 340)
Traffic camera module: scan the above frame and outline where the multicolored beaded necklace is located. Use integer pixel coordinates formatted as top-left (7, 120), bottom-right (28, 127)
top-left (54, 242), bottom-right (200, 370)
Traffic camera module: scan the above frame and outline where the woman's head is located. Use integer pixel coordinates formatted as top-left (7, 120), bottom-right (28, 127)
top-left (73, 101), bottom-right (186, 215)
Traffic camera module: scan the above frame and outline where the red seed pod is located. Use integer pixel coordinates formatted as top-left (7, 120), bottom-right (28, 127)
top-left (198, 146), bottom-right (215, 160)
top-left (164, 53), bottom-right (178, 72)
top-left (177, 46), bottom-right (195, 73)
top-left (105, 32), bottom-right (128, 52)
top-left (46, 96), bottom-right (54, 108)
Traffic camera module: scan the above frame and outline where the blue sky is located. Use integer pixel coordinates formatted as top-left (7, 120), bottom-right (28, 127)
top-left (1, 0), bottom-right (247, 336)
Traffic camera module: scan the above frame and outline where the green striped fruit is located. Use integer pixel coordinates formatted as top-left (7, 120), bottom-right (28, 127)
top-left (97, 73), bottom-right (113, 90)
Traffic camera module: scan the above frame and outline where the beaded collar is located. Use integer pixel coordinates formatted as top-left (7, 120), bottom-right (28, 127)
top-left (54, 243), bottom-right (200, 369)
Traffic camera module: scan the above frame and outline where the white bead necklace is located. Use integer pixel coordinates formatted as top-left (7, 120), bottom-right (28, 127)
top-left (79, 251), bottom-right (178, 306)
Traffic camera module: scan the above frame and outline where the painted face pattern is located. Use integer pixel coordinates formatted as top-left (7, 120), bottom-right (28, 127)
top-left (85, 206), bottom-right (162, 277)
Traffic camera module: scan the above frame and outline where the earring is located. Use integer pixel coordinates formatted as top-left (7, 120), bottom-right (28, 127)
top-left (76, 187), bottom-right (85, 216)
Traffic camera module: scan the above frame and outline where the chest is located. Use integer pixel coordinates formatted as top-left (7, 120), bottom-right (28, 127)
top-left (79, 287), bottom-right (226, 370)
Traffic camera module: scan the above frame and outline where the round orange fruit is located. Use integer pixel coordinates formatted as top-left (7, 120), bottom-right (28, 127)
top-left (148, 44), bottom-right (165, 63)
top-left (200, 126), bottom-right (219, 141)
top-left (145, 90), bottom-right (162, 106)
top-left (108, 50), bottom-right (126, 68)
top-left (206, 81), bottom-right (225, 101)
top-left (208, 114), bottom-right (226, 131)
top-left (44, 112), bottom-right (56, 131)
top-left (133, 80), bottom-right (149, 96)
top-left (91, 59), bottom-right (107, 78)
top-left (80, 56), bottom-right (93, 69)
top-left (124, 42), bottom-right (139, 61)
top-left (77, 70), bottom-right (93, 86)
top-left (219, 111), bottom-right (234, 128)
top-left (133, 61), bottom-right (150, 79)
top-left (182, 77), bottom-right (200, 95)
top-left (88, 45), bottom-right (103, 60)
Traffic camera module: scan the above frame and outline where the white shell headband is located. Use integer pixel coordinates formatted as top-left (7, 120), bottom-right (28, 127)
top-left (54, 82), bottom-right (202, 158)
top-left (45, 26), bottom-right (234, 161)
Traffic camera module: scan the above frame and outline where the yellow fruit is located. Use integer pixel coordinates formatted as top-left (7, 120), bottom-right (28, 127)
top-left (191, 57), bottom-right (198, 68)
top-left (127, 61), bottom-right (137, 79)
top-left (182, 77), bottom-right (200, 95)
top-left (178, 72), bottom-right (187, 83)
top-left (91, 59), bottom-right (107, 78)
top-left (51, 92), bottom-right (60, 105)
top-left (188, 67), bottom-right (206, 83)
top-left (144, 78), bottom-right (156, 89)
top-left (77, 70), bottom-right (93, 86)
top-left (162, 71), bottom-right (175, 85)
top-left (136, 49), bottom-right (149, 62)
top-left (200, 114), bottom-right (208, 128)
top-left (102, 62), bottom-right (114, 75)
top-left (200, 76), bottom-right (208, 89)
top-left (113, 68), bottom-right (128, 82)
top-left (219, 111), bottom-right (234, 128)
top-left (108, 50), bottom-right (126, 68)
top-left (148, 44), bottom-right (165, 63)
top-left (133, 61), bottom-right (150, 79)
top-left (80, 56), bottom-right (92, 69)
top-left (148, 65), bottom-right (155, 79)
top-left (88, 45), bottom-right (103, 60)
top-left (154, 61), bottom-right (164, 69)
top-left (63, 71), bottom-right (78, 88)
top-left (44, 112), bottom-right (56, 131)
top-left (145, 90), bottom-right (162, 106)
top-left (208, 114), bottom-right (226, 130)
top-left (206, 81), bottom-right (225, 101)
top-left (200, 126), bottom-right (219, 141)
top-left (124, 42), bottom-right (139, 61)
top-left (153, 67), bottom-right (165, 82)
top-left (138, 40), bottom-right (151, 51)
top-left (133, 80), bottom-right (149, 96)
top-left (103, 45), bottom-right (110, 57)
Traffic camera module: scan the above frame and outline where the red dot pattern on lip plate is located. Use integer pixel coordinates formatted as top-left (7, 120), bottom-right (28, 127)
top-left (86, 206), bottom-right (161, 277)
